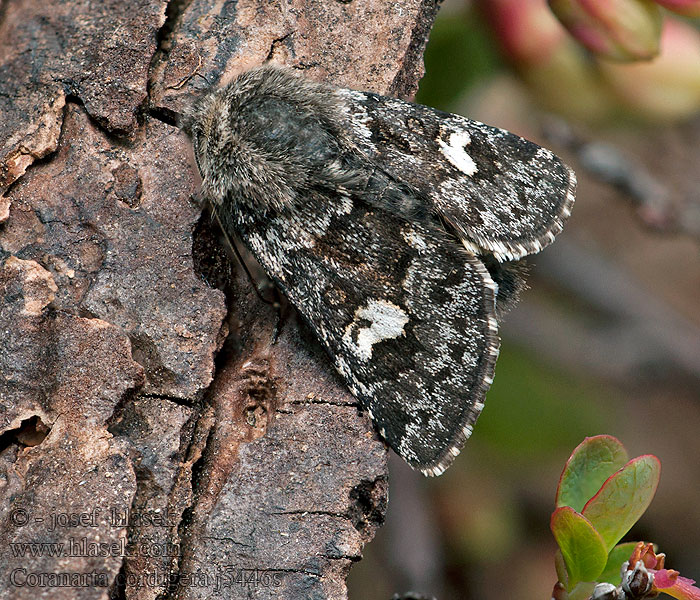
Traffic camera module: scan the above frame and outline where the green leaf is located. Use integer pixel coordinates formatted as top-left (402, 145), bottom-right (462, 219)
top-left (551, 506), bottom-right (609, 589)
top-left (568, 582), bottom-right (597, 600)
top-left (555, 549), bottom-right (569, 588)
top-left (582, 455), bottom-right (661, 552)
top-left (556, 435), bottom-right (629, 512)
top-left (598, 542), bottom-right (641, 585)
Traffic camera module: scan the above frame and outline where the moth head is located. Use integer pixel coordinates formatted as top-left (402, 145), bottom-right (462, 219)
top-left (183, 66), bottom-right (352, 212)
top-left (182, 89), bottom-right (233, 207)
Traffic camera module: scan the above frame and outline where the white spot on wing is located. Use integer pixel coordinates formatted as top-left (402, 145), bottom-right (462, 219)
top-left (402, 228), bottom-right (428, 250)
top-left (438, 131), bottom-right (477, 176)
top-left (343, 299), bottom-right (409, 361)
top-left (338, 194), bottom-right (353, 214)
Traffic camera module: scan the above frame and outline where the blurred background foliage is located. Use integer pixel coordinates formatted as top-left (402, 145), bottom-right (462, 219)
top-left (348, 1), bottom-right (700, 598)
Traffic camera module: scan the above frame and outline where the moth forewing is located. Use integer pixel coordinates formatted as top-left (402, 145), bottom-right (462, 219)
top-left (185, 66), bottom-right (575, 475)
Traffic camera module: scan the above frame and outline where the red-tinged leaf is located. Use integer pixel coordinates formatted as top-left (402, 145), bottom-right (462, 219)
top-left (556, 435), bottom-right (629, 511)
top-left (598, 541), bottom-right (642, 584)
top-left (582, 455), bottom-right (661, 552)
top-left (551, 506), bottom-right (609, 588)
top-left (654, 570), bottom-right (700, 600)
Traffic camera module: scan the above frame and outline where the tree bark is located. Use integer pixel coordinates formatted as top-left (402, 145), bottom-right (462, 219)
top-left (0, 1), bottom-right (440, 599)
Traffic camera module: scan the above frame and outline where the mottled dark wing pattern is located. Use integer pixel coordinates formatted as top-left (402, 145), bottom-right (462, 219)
top-left (221, 193), bottom-right (499, 476)
top-left (337, 89), bottom-right (576, 262)
top-left (187, 65), bottom-right (577, 476)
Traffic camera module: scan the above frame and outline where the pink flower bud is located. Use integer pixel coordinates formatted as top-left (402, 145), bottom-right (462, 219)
top-left (599, 17), bottom-right (700, 121)
top-left (654, 0), bottom-right (700, 17)
top-left (476, 0), bottom-right (614, 121)
top-left (620, 543), bottom-right (700, 600)
top-left (548, 0), bottom-right (663, 61)
top-left (476, 0), bottom-right (568, 65)
top-left (653, 570), bottom-right (700, 600)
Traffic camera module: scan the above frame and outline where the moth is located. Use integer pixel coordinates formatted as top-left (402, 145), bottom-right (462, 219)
top-left (183, 66), bottom-right (575, 476)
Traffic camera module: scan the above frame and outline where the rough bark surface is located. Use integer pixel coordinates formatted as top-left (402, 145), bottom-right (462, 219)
top-left (0, 1), bottom-right (440, 599)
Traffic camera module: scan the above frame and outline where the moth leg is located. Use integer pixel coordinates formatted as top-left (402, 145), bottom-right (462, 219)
top-left (223, 231), bottom-right (286, 346)
top-left (229, 235), bottom-right (287, 346)
top-left (219, 225), bottom-right (285, 347)
top-left (205, 203), bottom-right (276, 305)
top-left (264, 283), bottom-right (284, 345)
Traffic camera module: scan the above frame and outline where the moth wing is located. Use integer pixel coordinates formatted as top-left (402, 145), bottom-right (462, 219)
top-left (338, 89), bottom-right (576, 262)
top-left (229, 196), bottom-right (499, 476)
